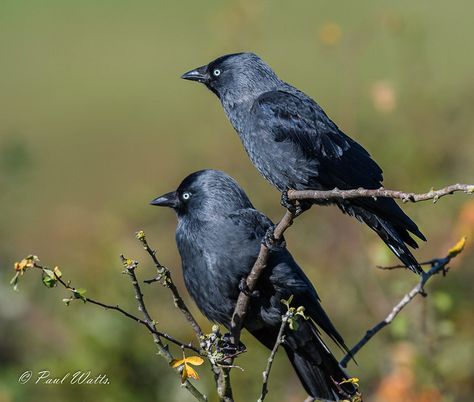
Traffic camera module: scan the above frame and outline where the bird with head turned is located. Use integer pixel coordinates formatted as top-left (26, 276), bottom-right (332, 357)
top-left (151, 169), bottom-right (357, 401)
top-left (181, 52), bottom-right (426, 275)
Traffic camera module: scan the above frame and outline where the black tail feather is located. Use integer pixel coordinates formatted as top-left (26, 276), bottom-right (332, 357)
top-left (360, 210), bottom-right (423, 274)
top-left (338, 201), bottom-right (425, 275)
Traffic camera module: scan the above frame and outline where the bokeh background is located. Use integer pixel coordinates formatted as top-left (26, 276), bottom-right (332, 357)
top-left (1, 1), bottom-right (473, 401)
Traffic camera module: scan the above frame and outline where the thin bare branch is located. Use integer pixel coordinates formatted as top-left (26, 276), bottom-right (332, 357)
top-left (29, 259), bottom-right (207, 401)
top-left (376, 259), bottom-right (438, 270)
top-left (340, 246), bottom-right (464, 368)
top-left (288, 183), bottom-right (474, 204)
top-left (33, 262), bottom-right (200, 353)
top-left (136, 233), bottom-right (235, 402)
top-left (120, 255), bottom-right (207, 401)
top-left (137, 231), bottom-right (203, 338)
top-left (258, 311), bottom-right (290, 402)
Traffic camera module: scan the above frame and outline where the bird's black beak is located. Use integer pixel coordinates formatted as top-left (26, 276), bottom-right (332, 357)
top-left (150, 191), bottom-right (180, 208)
top-left (181, 65), bottom-right (209, 83)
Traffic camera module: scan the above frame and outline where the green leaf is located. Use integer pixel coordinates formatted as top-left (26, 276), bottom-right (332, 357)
top-left (42, 273), bottom-right (57, 288)
top-left (288, 317), bottom-right (299, 331)
top-left (281, 295), bottom-right (294, 309)
top-left (72, 288), bottom-right (87, 302)
top-left (43, 269), bottom-right (55, 278)
top-left (296, 306), bottom-right (308, 320)
top-left (136, 230), bottom-right (146, 240)
top-left (41, 267), bottom-right (60, 288)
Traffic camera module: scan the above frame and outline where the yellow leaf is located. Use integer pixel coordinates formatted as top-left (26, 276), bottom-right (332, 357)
top-left (170, 358), bottom-right (184, 369)
top-left (170, 355), bottom-right (203, 369)
top-left (184, 364), bottom-right (200, 381)
top-left (181, 365), bottom-right (187, 382)
top-left (14, 256), bottom-right (37, 273)
top-left (184, 356), bottom-right (204, 366)
top-left (339, 377), bottom-right (360, 385)
top-left (171, 354), bottom-right (203, 383)
top-left (447, 236), bottom-right (467, 257)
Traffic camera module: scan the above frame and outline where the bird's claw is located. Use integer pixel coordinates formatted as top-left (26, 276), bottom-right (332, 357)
top-left (280, 190), bottom-right (311, 217)
top-left (294, 200), bottom-right (312, 217)
top-left (262, 225), bottom-right (286, 250)
top-left (219, 333), bottom-right (246, 357)
top-left (239, 277), bottom-right (260, 298)
top-left (280, 189), bottom-right (297, 214)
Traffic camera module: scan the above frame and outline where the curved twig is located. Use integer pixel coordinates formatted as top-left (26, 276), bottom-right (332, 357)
top-left (339, 249), bottom-right (462, 368)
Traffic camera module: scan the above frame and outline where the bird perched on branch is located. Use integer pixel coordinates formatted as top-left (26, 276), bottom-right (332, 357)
top-left (181, 52), bottom-right (426, 274)
top-left (151, 169), bottom-right (357, 401)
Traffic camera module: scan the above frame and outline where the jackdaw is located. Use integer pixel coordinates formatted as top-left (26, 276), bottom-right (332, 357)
top-left (151, 169), bottom-right (357, 401)
top-left (181, 53), bottom-right (426, 274)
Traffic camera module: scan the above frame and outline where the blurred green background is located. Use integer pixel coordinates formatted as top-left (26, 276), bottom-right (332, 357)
top-left (1, 1), bottom-right (473, 401)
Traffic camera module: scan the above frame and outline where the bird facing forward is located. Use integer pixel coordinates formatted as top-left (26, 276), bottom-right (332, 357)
top-left (181, 52), bottom-right (426, 274)
top-left (151, 169), bottom-right (357, 401)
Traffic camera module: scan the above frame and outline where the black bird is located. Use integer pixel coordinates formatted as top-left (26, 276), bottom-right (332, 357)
top-left (151, 169), bottom-right (357, 401)
top-left (181, 53), bottom-right (426, 274)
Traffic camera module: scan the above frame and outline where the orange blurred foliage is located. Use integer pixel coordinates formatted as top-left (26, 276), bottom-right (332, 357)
top-left (374, 343), bottom-right (442, 402)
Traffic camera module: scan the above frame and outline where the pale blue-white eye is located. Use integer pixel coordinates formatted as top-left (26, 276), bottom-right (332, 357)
top-left (213, 69), bottom-right (221, 77)
top-left (182, 192), bottom-right (191, 200)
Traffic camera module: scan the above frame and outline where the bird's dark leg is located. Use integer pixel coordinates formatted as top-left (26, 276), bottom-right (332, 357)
top-left (280, 189), bottom-right (312, 217)
top-left (261, 225), bottom-right (286, 250)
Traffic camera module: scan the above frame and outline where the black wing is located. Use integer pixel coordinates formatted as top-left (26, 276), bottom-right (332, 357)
top-left (251, 89), bottom-right (383, 189)
top-left (268, 252), bottom-right (350, 354)
top-left (251, 90), bottom-right (425, 241)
